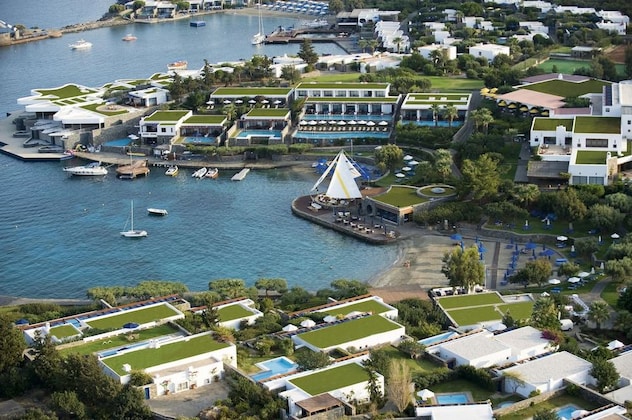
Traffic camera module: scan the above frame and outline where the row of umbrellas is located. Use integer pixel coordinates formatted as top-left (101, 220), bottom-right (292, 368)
top-left (219, 99), bottom-right (283, 105)
top-left (299, 120), bottom-right (388, 126)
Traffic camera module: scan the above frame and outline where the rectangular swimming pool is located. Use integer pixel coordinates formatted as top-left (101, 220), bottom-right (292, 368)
top-left (102, 138), bottom-right (132, 147)
top-left (251, 356), bottom-right (298, 382)
top-left (557, 404), bottom-right (581, 419)
top-left (419, 331), bottom-right (459, 346)
top-left (435, 392), bottom-right (471, 404)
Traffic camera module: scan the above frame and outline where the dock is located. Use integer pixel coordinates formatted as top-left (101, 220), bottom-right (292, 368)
top-left (116, 159), bottom-right (150, 179)
top-left (231, 168), bottom-right (250, 181)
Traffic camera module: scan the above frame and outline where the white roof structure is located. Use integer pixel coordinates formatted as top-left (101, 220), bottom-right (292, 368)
top-left (434, 331), bottom-right (508, 361)
top-left (502, 351), bottom-right (592, 386)
top-left (606, 351), bottom-right (632, 404)
top-left (493, 326), bottom-right (551, 352)
top-left (415, 402), bottom-right (494, 419)
top-left (311, 150), bottom-right (362, 199)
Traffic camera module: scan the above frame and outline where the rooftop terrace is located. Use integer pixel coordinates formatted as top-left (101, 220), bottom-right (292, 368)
top-left (574, 116), bottom-right (620, 134)
top-left (289, 363), bottom-right (370, 396)
top-left (296, 315), bottom-right (401, 349)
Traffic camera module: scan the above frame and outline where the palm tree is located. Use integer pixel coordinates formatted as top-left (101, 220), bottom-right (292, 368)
top-left (444, 104), bottom-right (458, 127)
top-left (470, 108), bottom-right (494, 134)
top-left (513, 184), bottom-right (540, 208)
top-left (430, 104), bottom-right (441, 127)
top-left (368, 39), bottom-right (379, 53)
top-left (392, 36), bottom-right (403, 53)
top-left (588, 301), bottom-right (611, 330)
top-left (358, 38), bottom-right (369, 53)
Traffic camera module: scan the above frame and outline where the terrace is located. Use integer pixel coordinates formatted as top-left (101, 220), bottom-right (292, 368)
top-left (574, 116), bottom-right (621, 134)
top-left (143, 110), bottom-right (190, 122)
top-left (319, 299), bottom-right (391, 317)
top-left (217, 304), bottom-right (256, 322)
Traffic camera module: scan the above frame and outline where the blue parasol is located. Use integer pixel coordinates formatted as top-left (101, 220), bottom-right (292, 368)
top-left (525, 242), bottom-right (537, 250)
top-left (451, 233), bottom-right (462, 241)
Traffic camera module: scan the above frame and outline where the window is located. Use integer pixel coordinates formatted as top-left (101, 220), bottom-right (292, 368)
top-left (585, 139), bottom-right (608, 147)
top-left (336, 90), bottom-right (346, 97)
top-left (323, 90), bottom-right (333, 97)
top-left (177, 382), bottom-right (188, 392)
top-left (588, 176), bottom-right (604, 185)
top-left (161, 128), bottom-right (166, 133)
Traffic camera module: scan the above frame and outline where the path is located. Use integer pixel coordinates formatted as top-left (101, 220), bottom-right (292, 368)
top-left (514, 142), bottom-right (531, 183)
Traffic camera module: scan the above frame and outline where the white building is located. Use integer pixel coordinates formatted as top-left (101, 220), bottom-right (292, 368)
top-left (433, 30), bottom-right (452, 44)
top-left (521, 0), bottom-right (554, 12)
top-left (554, 5), bottom-right (596, 15)
top-left (519, 21), bottom-right (549, 34)
top-left (468, 43), bottom-right (510, 62)
top-left (193, 298), bottom-right (263, 330)
top-left (501, 351), bottom-right (593, 398)
top-left (416, 402), bottom-right (494, 419)
top-left (597, 10), bottom-right (630, 26)
top-left (605, 350), bottom-right (632, 404)
top-left (418, 44), bottom-right (457, 61)
top-left (596, 22), bottom-right (627, 35)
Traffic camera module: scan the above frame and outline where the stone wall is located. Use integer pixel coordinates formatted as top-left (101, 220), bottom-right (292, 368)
top-left (493, 387), bottom-right (567, 417)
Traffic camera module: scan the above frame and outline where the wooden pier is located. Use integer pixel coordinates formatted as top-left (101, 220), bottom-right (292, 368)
top-left (264, 28), bottom-right (345, 44)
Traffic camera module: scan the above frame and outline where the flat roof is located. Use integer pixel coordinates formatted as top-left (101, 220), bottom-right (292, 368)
top-left (217, 303), bottom-right (255, 322)
top-left (496, 90), bottom-right (565, 109)
top-left (610, 351), bottom-right (632, 380)
top-left (184, 115), bottom-right (226, 124)
top-left (101, 333), bottom-right (230, 376)
top-left (437, 331), bottom-right (509, 360)
top-left (502, 351), bottom-right (592, 385)
top-left (574, 116), bottom-right (621, 134)
top-left (144, 110), bottom-right (190, 122)
top-left (289, 363), bottom-right (370, 396)
top-left (521, 79), bottom-right (609, 98)
top-left (85, 303), bottom-right (179, 330)
top-left (318, 299), bottom-right (391, 317)
top-left (493, 326), bottom-right (549, 351)
top-left (527, 161), bottom-right (569, 179)
top-left (297, 315), bottom-right (402, 349)
top-left (404, 93), bottom-right (470, 106)
top-left (211, 87), bottom-right (292, 96)
top-left (532, 118), bottom-right (574, 131)
top-left (246, 108), bottom-right (290, 118)
top-left (305, 97), bottom-right (399, 103)
top-left (296, 82), bottom-right (389, 90)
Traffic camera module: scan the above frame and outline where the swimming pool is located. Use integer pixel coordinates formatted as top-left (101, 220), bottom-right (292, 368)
top-left (435, 392), bottom-right (471, 404)
top-left (183, 136), bottom-right (218, 145)
top-left (236, 130), bottom-right (282, 138)
top-left (251, 356), bottom-right (298, 382)
top-left (419, 331), bottom-right (459, 346)
top-left (102, 138), bottom-right (132, 147)
top-left (497, 401), bottom-right (517, 409)
top-left (556, 404), bottom-right (581, 419)
top-left (403, 120), bottom-right (464, 127)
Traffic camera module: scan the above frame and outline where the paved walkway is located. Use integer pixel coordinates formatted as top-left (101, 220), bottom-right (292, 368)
top-left (514, 142), bottom-right (531, 183)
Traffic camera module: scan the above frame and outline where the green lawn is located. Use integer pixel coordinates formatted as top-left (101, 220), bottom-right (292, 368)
top-left (575, 150), bottom-right (609, 164)
top-left (85, 304), bottom-right (180, 330)
top-left (217, 304), bottom-right (255, 322)
top-left (102, 334), bottom-right (230, 376)
top-left (59, 324), bottom-right (180, 356)
top-left (522, 78), bottom-right (609, 97)
top-left (424, 77), bottom-right (484, 91)
top-left (500, 394), bottom-right (600, 420)
top-left (35, 84), bottom-right (99, 99)
top-left (297, 315), bottom-right (401, 349)
top-left (49, 324), bottom-right (80, 340)
top-left (81, 103), bottom-right (128, 116)
top-left (144, 110), bottom-right (190, 122)
top-left (289, 363), bottom-right (369, 395)
top-left (538, 58), bottom-right (626, 77)
top-left (600, 280), bottom-right (619, 308)
top-left (320, 300), bottom-right (390, 317)
top-left (371, 186), bottom-right (428, 207)
top-left (532, 118), bottom-right (574, 131)
top-left (447, 306), bottom-right (502, 326)
top-left (379, 346), bottom-right (440, 374)
top-left (185, 115), bottom-right (226, 124)
top-left (437, 293), bottom-right (503, 310)
top-left (498, 302), bottom-right (534, 320)
top-left (574, 116), bottom-right (621, 134)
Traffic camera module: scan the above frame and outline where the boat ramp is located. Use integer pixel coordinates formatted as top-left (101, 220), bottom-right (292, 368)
top-left (231, 168), bottom-right (250, 181)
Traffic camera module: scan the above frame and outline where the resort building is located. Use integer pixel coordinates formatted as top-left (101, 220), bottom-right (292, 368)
top-left (192, 297), bottom-right (263, 330)
top-left (500, 351), bottom-right (594, 398)
top-left (425, 326), bottom-right (553, 369)
top-left (415, 401), bottom-right (494, 419)
top-left (99, 331), bottom-right (237, 396)
top-left (375, 21), bottom-right (410, 53)
top-left (605, 350), bottom-right (632, 404)
top-left (335, 9), bottom-right (400, 29)
top-left (468, 43), bottom-right (511, 62)
top-left (138, 110), bottom-right (192, 145)
top-left (417, 44), bottom-right (457, 61)
top-left (208, 87), bottom-right (293, 109)
top-left (399, 92), bottom-right (471, 127)
top-left (290, 294), bottom-right (399, 320)
top-left (229, 108), bottom-right (291, 146)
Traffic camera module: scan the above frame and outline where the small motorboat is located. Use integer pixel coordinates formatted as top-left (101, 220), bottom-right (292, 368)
top-left (165, 166), bottom-right (179, 176)
top-left (167, 60), bottom-right (188, 71)
top-left (192, 167), bottom-right (208, 178)
top-left (147, 208), bottom-right (168, 216)
top-left (69, 39), bottom-right (92, 50)
top-left (205, 167), bottom-right (219, 179)
top-left (122, 34), bottom-right (137, 41)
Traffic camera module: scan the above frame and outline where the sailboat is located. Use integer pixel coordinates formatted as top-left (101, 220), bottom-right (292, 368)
top-left (251, 2), bottom-right (266, 45)
top-left (120, 200), bottom-right (148, 238)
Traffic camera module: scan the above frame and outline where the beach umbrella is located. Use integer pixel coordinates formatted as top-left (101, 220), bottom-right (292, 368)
top-left (318, 120), bottom-right (327, 125)
top-left (299, 120), bottom-right (308, 125)
top-left (519, 105), bottom-right (529, 112)
top-left (223, 99), bottom-right (231, 104)
top-left (308, 120), bottom-right (317, 125)
top-left (530, 108), bottom-right (539, 114)
top-left (508, 103), bottom-right (517, 109)
top-left (409, 160), bottom-right (419, 166)
top-left (300, 319), bottom-right (316, 328)
top-left (348, 120), bottom-right (357, 125)
top-left (542, 249), bottom-right (555, 257)
top-left (498, 100), bottom-right (507, 107)
top-left (568, 277), bottom-right (581, 283)
top-left (337, 121), bottom-right (346, 125)
top-left (395, 173), bottom-right (405, 178)
top-left (450, 233), bottom-right (462, 241)
top-left (403, 155), bottom-right (413, 161)
top-left (261, 99), bottom-right (269, 104)
top-left (402, 166), bottom-right (412, 172)
top-left (548, 278), bottom-right (561, 285)
top-left (379, 121), bottom-right (388, 126)
top-left (478, 243), bottom-right (487, 253)
top-left (328, 120), bottom-right (337, 125)
top-left (541, 110), bottom-right (550, 116)
top-left (557, 236), bottom-right (568, 242)
top-left (571, 410), bottom-right (589, 419)
top-left (273, 99), bottom-right (282, 104)
top-left (128, 134), bottom-right (139, 140)
top-left (248, 99), bottom-right (256, 104)
top-left (607, 340), bottom-right (624, 350)
top-left (578, 271), bottom-right (590, 278)
top-left (367, 121), bottom-right (376, 126)
top-left (611, 233), bottom-right (620, 239)
top-left (525, 242), bottom-right (537, 250)
top-left (282, 324), bottom-right (298, 332)
top-left (235, 99), bottom-right (243, 104)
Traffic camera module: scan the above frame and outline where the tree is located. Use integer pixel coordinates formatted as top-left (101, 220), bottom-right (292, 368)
top-left (512, 184), bottom-right (540, 208)
top-left (444, 104), bottom-right (458, 127)
top-left (386, 359), bottom-right (412, 413)
top-left (530, 297), bottom-right (560, 330)
top-left (297, 39), bottom-right (318, 71)
top-left (111, 384), bottom-right (152, 419)
top-left (280, 66), bottom-right (301, 84)
top-left (50, 391), bottom-right (87, 420)
top-left (255, 278), bottom-right (288, 297)
top-left (328, 0), bottom-right (344, 14)
top-left (295, 349), bottom-right (330, 371)
top-left (209, 279), bottom-right (248, 299)
top-left (591, 358), bottom-right (619, 393)
top-left (0, 314), bottom-right (27, 374)
top-left (517, 259), bottom-right (552, 287)
top-left (329, 279), bottom-right (369, 299)
top-left (441, 246), bottom-right (485, 293)
top-left (607, 257), bottom-right (632, 284)
top-left (587, 301), bottom-right (611, 330)
top-left (557, 262), bottom-right (580, 279)
top-left (618, 287), bottom-right (632, 312)
top-left (589, 204), bottom-right (625, 232)
top-left (556, 189), bottom-right (587, 222)
top-left (433, 149), bottom-right (453, 181)
top-left (460, 153), bottom-right (503, 201)
top-left (430, 104), bottom-right (441, 127)
top-left (398, 340), bottom-right (425, 359)
top-left (533, 409), bottom-right (558, 420)
top-left (470, 108), bottom-right (494, 134)
top-left (392, 36), bottom-right (403, 53)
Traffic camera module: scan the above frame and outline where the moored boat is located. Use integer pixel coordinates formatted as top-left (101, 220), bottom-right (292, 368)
top-left (167, 60), bottom-right (188, 71)
top-left (165, 165), bottom-right (179, 176)
top-left (147, 208), bottom-right (168, 216)
top-left (38, 145), bottom-right (65, 153)
top-left (205, 167), bottom-right (219, 179)
top-left (63, 161), bottom-right (108, 176)
top-left (122, 34), bottom-right (137, 41)
top-left (192, 167), bottom-right (208, 178)
top-left (120, 200), bottom-right (147, 238)
top-left (69, 39), bottom-right (92, 50)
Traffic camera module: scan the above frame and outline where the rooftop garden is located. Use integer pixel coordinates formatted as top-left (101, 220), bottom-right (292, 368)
top-left (102, 334), bottom-right (230, 376)
top-left (319, 299), bottom-right (390, 317)
top-left (436, 293), bottom-right (503, 310)
top-left (522, 79), bottom-right (609, 98)
top-left (446, 306), bottom-right (502, 325)
top-left (81, 103), bottom-right (128, 116)
top-left (217, 304), bottom-right (255, 322)
top-left (532, 118), bottom-right (574, 131)
top-left (289, 363), bottom-right (369, 395)
top-left (575, 151), bottom-right (610, 165)
top-left (211, 87), bottom-right (292, 95)
top-left (297, 315), bottom-right (401, 349)
top-left (49, 324), bottom-right (80, 340)
top-left (296, 82), bottom-right (389, 89)
top-left (372, 186), bottom-right (428, 207)
top-left (574, 116), bottom-right (620, 134)
top-left (85, 303), bottom-right (179, 330)
top-left (35, 84), bottom-right (98, 100)
top-left (246, 108), bottom-right (290, 117)
top-left (305, 97), bottom-right (399, 103)
top-left (184, 115), bottom-right (226, 124)
top-left (144, 110), bottom-right (190, 122)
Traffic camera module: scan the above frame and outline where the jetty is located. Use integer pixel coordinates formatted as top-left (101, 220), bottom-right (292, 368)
top-left (231, 168), bottom-right (250, 181)
top-left (116, 159), bottom-right (150, 179)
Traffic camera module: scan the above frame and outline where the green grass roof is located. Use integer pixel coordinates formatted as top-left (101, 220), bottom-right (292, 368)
top-left (144, 110), bottom-right (190, 122)
top-left (246, 108), bottom-right (290, 117)
top-left (447, 306), bottom-right (502, 326)
top-left (102, 334), bottom-right (230, 376)
top-left (297, 315), bottom-right (401, 349)
top-left (573, 116), bottom-right (620, 134)
top-left (532, 118), bottom-right (574, 131)
top-left (437, 293), bottom-right (503, 310)
top-left (405, 93), bottom-right (470, 106)
top-left (575, 151), bottom-right (609, 164)
top-left (497, 302), bottom-right (534, 320)
top-left (296, 82), bottom-right (389, 90)
top-left (319, 300), bottom-right (390, 317)
top-left (371, 186), bottom-right (428, 207)
top-left (184, 115), bottom-right (226, 124)
top-left (290, 363), bottom-right (370, 395)
top-left (34, 84), bottom-right (99, 100)
top-left (217, 304), bottom-right (255, 322)
top-left (50, 324), bottom-right (80, 339)
top-left (522, 79), bottom-right (609, 97)
top-left (85, 304), bottom-right (179, 330)
top-left (305, 97), bottom-right (399, 103)
top-left (211, 87), bottom-right (292, 96)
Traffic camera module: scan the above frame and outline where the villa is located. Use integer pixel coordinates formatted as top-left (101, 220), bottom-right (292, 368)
top-left (605, 350), bottom-right (632, 404)
top-left (417, 44), bottom-right (457, 61)
top-left (192, 297), bottom-right (263, 330)
top-left (468, 43), bottom-right (511, 63)
top-left (289, 294), bottom-right (399, 320)
top-left (230, 108), bottom-right (291, 146)
top-left (399, 92), bottom-right (471, 127)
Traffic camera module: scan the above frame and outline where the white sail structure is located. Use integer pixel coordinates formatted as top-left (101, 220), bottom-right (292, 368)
top-left (311, 150), bottom-right (363, 199)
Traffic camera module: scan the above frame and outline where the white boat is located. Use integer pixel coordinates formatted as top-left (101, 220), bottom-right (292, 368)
top-left (147, 208), bottom-right (168, 216)
top-left (120, 200), bottom-right (147, 238)
top-left (165, 165), bottom-right (179, 176)
top-left (69, 39), bottom-right (92, 50)
top-left (167, 60), bottom-right (188, 71)
top-left (299, 19), bottom-right (328, 29)
top-left (205, 167), bottom-right (219, 179)
top-left (63, 161), bottom-right (108, 176)
top-left (251, 2), bottom-right (266, 45)
top-left (192, 167), bottom-right (208, 178)
top-left (122, 34), bottom-right (137, 41)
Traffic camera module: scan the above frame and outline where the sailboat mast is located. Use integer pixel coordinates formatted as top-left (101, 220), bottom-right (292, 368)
top-left (130, 200), bottom-right (134, 231)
